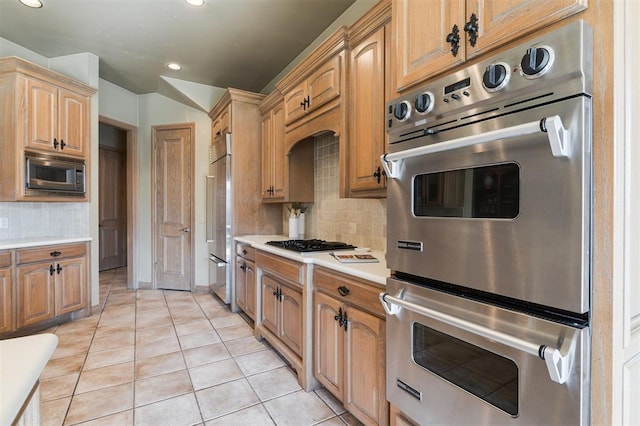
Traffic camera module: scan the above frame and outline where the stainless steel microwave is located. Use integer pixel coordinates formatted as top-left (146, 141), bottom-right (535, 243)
top-left (25, 152), bottom-right (85, 195)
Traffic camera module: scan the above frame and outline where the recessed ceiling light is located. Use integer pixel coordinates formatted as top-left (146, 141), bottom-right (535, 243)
top-left (185, 0), bottom-right (204, 6)
top-left (167, 63), bottom-right (182, 71)
top-left (18, 0), bottom-right (43, 8)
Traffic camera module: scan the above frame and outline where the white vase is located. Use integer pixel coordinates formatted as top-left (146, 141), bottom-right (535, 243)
top-left (298, 213), bottom-right (305, 239)
top-left (289, 217), bottom-right (299, 240)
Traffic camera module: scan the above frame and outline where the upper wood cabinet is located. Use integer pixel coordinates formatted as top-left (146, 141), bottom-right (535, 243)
top-left (24, 77), bottom-right (89, 157)
top-left (259, 90), bottom-right (314, 203)
top-left (212, 105), bottom-right (231, 138)
top-left (345, 0), bottom-right (391, 198)
top-left (0, 57), bottom-right (95, 202)
top-left (393, 0), bottom-right (587, 93)
top-left (283, 54), bottom-right (342, 125)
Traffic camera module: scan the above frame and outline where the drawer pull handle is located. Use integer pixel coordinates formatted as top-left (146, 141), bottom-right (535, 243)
top-left (49, 264), bottom-right (55, 276)
top-left (56, 264), bottom-right (63, 274)
top-left (337, 286), bottom-right (350, 297)
top-left (50, 251), bottom-right (62, 257)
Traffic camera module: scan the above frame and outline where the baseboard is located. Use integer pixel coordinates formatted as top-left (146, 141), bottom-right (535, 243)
top-left (138, 281), bottom-right (152, 289)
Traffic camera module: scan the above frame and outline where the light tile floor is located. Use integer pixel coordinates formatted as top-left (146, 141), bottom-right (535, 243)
top-left (39, 268), bottom-right (362, 426)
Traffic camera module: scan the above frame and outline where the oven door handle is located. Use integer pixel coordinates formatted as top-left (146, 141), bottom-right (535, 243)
top-left (379, 292), bottom-right (578, 385)
top-left (380, 115), bottom-right (569, 179)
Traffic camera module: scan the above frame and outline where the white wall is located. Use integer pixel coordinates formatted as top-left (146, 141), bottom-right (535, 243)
top-left (136, 94), bottom-right (211, 288)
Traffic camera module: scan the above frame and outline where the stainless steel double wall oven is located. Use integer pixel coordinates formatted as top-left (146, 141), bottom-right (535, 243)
top-left (380, 21), bottom-right (592, 425)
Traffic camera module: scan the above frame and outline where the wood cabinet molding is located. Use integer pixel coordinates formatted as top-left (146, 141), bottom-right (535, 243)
top-left (0, 56), bottom-right (96, 97)
top-left (208, 87), bottom-right (265, 121)
top-left (347, 0), bottom-right (391, 47)
top-left (276, 27), bottom-right (349, 95)
top-left (258, 89), bottom-right (283, 115)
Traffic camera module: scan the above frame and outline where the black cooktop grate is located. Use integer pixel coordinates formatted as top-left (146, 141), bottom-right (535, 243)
top-left (266, 239), bottom-right (356, 253)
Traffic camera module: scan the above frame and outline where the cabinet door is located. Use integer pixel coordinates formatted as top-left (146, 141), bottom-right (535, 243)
top-left (270, 104), bottom-right (287, 201)
top-left (393, 0), bottom-right (466, 92)
top-left (344, 306), bottom-right (386, 426)
top-left (348, 27), bottom-right (386, 196)
top-left (245, 260), bottom-right (256, 320)
top-left (314, 291), bottom-right (344, 401)
top-left (260, 112), bottom-right (274, 200)
top-left (25, 78), bottom-right (57, 152)
top-left (279, 283), bottom-right (303, 357)
top-left (283, 82), bottom-right (307, 124)
top-left (219, 106), bottom-right (231, 135)
top-left (17, 262), bottom-right (55, 328)
top-left (57, 89), bottom-right (88, 157)
top-left (55, 256), bottom-right (87, 315)
top-left (466, 0), bottom-right (587, 59)
top-left (307, 54), bottom-right (342, 113)
top-left (0, 266), bottom-right (13, 334)
top-left (235, 258), bottom-right (247, 312)
top-left (261, 274), bottom-right (280, 336)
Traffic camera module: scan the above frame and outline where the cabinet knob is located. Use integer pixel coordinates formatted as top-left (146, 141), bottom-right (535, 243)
top-left (49, 264), bottom-right (55, 276)
top-left (334, 307), bottom-right (343, 323)
top-left (50, 251), bottom-right (62, 257)
top-left (53, 138), bottom-right (59, 149)
top-left (337, 286), bottom-right (350, 297)
top-left (446, 24), bottom-right (460, 57)
top-left (56, 264), bottom-right (63, 274)
top-left (60, 139), bottom-right (66, 150)
top-left (464, 13), bottom-right (479, 47)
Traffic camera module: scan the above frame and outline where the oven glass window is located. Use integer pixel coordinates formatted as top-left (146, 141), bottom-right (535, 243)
top-left (413, 163), bottom-right (519, 218)
top-left (412, 323), bottom-right (518, 416)
top-left (34, 165), bottom-right (70, 183)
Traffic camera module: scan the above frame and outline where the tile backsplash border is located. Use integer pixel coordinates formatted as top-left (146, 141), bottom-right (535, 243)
top-left (282, 133), bottom-right (387, 252)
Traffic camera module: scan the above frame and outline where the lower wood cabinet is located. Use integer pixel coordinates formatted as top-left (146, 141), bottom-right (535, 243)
top-left (15, 243), bottom-right (88, 329)
top-left (235, 254), bottom-right (256, 320)
top-left (389, 403), bottom-right (419, 426)
top-left (0, 251), bottom-right (13, 334)
top-left (313, 266), bottom-right (387, 426)
top-left (261, 273), bottom-right (303, 357)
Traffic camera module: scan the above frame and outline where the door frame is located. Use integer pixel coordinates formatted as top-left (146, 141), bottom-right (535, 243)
top-left (98, 116), bottom-right (138, 290)
top-left (151, 123), bottom-right (196, 291)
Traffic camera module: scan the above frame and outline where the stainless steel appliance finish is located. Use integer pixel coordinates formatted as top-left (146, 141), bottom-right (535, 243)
top-left (382, 21), bottom-right (593, 425)
top-left (384, 20), bottom-right (592, 315)
top-left (25, 152), bottom-right (85, 196)
top-left (207, 133), bottom-right (232, 304)
top-left (381, 278), bottom-right (590, 425)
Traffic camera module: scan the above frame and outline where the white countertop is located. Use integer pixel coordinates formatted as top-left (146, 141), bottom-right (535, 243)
top-left (0, 237), bottom-right (91, 251)
top-left (235, 235), bottom-right (390, 285)
top-left (0, 333), bottom-right (58, 425)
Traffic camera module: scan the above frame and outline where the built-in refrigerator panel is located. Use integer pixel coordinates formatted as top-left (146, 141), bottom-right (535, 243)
top-left (206, 133), bottom-right (232, 304)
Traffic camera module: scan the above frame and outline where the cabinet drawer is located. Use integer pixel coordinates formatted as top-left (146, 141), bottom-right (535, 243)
top-left (16, 243), bottom-right (87, 265)
top-left (313, 266), bottom-right (385, 318)
top-left (0, 251), bottom-right (10, 268)
top-left (256, 250), bottom-right (303, 284)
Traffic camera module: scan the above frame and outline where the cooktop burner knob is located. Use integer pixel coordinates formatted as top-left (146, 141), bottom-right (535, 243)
top-left (483, 63), bottom-right (508, 91)
top-left (393, 101), bottom-right (411, 122)
top-left (521, 46), bottom-right (553, 77)
top-left (414, 92), bottom-right (434, 114)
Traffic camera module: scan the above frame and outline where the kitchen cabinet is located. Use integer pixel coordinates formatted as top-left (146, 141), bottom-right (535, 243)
top-left (255, 250), bottom-right (315, 391)
top-left (283, 54), bottom-right (342, 125)
top-left (389, 404), bottom-right (419, 426)
top-left (235, 243), bottom-right (256, 320)
top-left (393, 0), bottom-right (587, 93)
top-left (212, 105), bottom-right (230, 138)
top-left (259, 90), bottom-right (314, 203)
top-left (0, 252), bottom-right (13, 334)
top-left (15, 243), bottom-right (88, 329)
top-left (24, 77), bottom-right (89, 157)
top-left (0, 57), bottom-right (95, 202)
top-left (313, 266), bottom-right (387, 426)
top-left (207, 88), bottom-right (282, 237)
top-left (345, 0), bottom-right (391, 198)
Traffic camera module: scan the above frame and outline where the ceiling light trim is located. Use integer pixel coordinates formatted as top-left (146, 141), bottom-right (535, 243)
top-left (167, 63), bottom-right (182, 71)
top-left (185, 0), bottom-right (204, 6)
top-left (18, 0), bottom-right (43, 8)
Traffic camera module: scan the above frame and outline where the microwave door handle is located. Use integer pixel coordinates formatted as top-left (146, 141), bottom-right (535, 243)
top-left (379, 292), bottom-right (577, 385)
top-left (381, 115), bottom-right (570, 179)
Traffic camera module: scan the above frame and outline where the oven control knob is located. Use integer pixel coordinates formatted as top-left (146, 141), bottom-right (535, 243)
top-left (393, 101), bottom-right (411, 122)
top-left (414, 92), bottom-right (434, 114)
top-left (521, 46), bottom-right (553, 77)
top-left (483, 63), bottom-right (508, 91)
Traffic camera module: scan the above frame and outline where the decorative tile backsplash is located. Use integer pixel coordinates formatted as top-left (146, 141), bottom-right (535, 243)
top-left (284, 133), bottom-right (387, 252)
top-left (0, 202), bottom-right (89, 240)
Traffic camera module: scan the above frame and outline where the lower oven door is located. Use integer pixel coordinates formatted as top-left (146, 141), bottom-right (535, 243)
top-left (381, 277), bottom-right (590, 425)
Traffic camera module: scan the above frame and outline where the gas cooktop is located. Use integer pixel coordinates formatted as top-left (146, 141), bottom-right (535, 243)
top-left (266, 239), bottom-right (356, 253)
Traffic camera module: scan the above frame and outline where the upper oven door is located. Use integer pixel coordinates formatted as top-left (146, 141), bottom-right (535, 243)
top-left (385, 96), bottom-right (591, 313)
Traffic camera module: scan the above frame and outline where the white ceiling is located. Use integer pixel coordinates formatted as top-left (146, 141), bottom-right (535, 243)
top-left (0, 0), bottom-right (355, 95)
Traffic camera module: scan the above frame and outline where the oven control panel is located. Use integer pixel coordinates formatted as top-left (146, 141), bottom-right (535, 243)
top-left (386, 20), bottom-right (592, 145)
